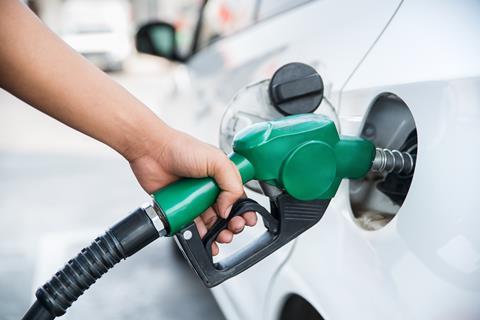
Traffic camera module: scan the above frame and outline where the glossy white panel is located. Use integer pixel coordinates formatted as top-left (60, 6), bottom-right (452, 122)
top-left (267, 0), bottom-right (480, 316)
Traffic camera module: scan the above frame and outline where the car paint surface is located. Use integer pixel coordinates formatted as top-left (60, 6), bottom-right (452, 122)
top-left (274, 1), bottom-right (480, 319)
top-left (167, 0), bottom-right (480, 319)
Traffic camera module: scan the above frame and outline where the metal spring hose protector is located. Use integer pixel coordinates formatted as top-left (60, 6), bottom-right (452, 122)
top-left (371, 148), bottom-right (415, 175)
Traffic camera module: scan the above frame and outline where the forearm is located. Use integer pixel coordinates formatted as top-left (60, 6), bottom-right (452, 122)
top-left (0, 0), bottom-right (167, 160)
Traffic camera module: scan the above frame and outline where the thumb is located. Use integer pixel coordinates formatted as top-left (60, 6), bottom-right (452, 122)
top-left (209, 155), bottom-right (244, 218)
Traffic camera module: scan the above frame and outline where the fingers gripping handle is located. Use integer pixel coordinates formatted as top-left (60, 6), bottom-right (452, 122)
top-left (202, 199), bottom-right (279, 256)
top-left (174, 198), bottom-right (278, 287)
top-left (175, 195), bottom-right (330, 288)
top-left (152, 153), bottom-right (255, 235)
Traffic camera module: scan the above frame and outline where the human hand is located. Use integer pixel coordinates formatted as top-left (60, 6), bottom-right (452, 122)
top-left (129, 127), bottom-right (257, 255)
top-left (0, 0), bottom-right (255, 256)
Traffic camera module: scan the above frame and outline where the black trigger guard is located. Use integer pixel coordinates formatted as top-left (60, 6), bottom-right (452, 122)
top-left (202, 198), bottom-right (278, 256)
top-left (174, 193), bottom-right (330, 288)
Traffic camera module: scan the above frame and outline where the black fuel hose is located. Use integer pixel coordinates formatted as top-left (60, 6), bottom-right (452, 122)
top-left (22, 207), bottom-right (161, 320)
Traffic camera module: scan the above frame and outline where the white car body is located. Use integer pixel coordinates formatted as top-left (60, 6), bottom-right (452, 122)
top-left (166, 0), bottom-right (480, 319)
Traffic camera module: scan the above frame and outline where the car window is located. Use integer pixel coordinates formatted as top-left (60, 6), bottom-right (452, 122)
top-left (257, 0), bottom-right (314, 21)
top-left (153, 0), bottom-right (204, 58)
top-left (197, 0), bottom-right (258, 49)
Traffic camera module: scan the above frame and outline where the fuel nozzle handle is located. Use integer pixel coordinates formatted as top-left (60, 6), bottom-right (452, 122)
top-left (152, 153), bottom-right (255, 235)
top-left (169, 114), bottom-right (378, 287)
top-left (153, 114), bottom-right (418, 238)
top-left (153, 114), bottom-right (377, 235)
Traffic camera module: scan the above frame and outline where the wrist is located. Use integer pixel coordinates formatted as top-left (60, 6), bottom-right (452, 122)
top-left (115, 108), bottom-right (173, 163)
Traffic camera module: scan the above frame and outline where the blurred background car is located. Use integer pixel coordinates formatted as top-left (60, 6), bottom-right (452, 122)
top-left (59, 0), bottom-right (132, 72)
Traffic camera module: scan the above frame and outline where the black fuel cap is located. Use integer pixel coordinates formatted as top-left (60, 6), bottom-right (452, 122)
top-left (269, 62), bottom-right (324, 115)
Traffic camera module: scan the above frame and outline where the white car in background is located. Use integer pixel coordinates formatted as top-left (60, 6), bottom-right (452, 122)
top-left (136, 0), bottom-right (480, 319)
top-left (60, 0), bottom-right (132, 72)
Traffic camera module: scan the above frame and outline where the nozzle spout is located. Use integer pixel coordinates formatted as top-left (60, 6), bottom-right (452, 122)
top-left (371, 148), bottom-right (415, 175)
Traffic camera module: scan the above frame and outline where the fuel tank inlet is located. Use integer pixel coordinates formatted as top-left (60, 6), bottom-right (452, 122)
top-left (350, 93), bottom-right (418, 230)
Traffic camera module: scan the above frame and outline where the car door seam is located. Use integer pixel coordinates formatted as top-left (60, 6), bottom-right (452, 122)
top-left (337, 0), bottom-right (404, 115)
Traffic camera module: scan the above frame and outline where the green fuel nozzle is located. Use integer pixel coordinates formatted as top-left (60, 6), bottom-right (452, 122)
top-left (161, 113), bottom-right (414, 287)
top-left (154, 114), bottom-right (375, 235)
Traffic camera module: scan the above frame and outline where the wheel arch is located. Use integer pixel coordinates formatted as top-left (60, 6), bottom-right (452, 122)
top-left (278, 293), bottom-right (325, 320)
